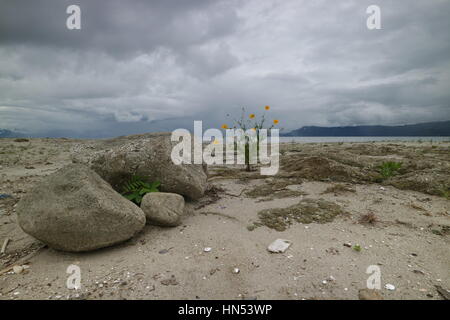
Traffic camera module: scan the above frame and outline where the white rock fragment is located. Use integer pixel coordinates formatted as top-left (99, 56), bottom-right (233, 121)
top-left (267, 239), bottom-right (291, 253)
top-left (203, 247), bottom-right (212, 252)
top-left (385, 284), bottom-right (396, 291)
top-left (232, 268), bottom-right (240, 274)
top-left (13, 265), bottom-right (24, 274)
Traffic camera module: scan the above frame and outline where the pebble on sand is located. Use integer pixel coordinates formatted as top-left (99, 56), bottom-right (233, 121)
top-left (267, 239), bottom-right (291, 253)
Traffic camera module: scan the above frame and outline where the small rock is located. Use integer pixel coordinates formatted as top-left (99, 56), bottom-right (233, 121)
top-left (267, 239), bottom-right (291, 253)
top-left (204, 247), bottom-right (212, 252)
top-left (358, 289), bottom-right (383, 300)
top-left (385, 284), bottom-right (396, 291)
top-left (232, 268), bottom-right (240, 274)
top-left (343, 242), bottom-right (352, 248)
top-left (12, 265), bottom-right (24, 274)
top-left (141, 192), bottom-right (185, 227)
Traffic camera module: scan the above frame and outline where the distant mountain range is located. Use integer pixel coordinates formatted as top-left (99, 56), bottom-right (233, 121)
top-left (2, 120), bottom-right (450, 138)
top-left (0, 129), bottom-right (25, 138)
top-left (283, 121), bottom-right (450, 137)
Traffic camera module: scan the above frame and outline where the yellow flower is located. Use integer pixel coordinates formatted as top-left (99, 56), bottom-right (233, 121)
top-left (221, 124), bottom-right (229, 129)
top-left (265, 105), bottom-right (270, 110)
top-left (213, 139), bottom-right (220, 145)
top-left (251, 127), bottom-right (256, 131)
top-left (273, 119), bottom-right (279, 124)
top-left (249, 114), bottom-right (255, 119)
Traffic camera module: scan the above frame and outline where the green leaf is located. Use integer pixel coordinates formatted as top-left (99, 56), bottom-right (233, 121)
top-left (121, 176), bottom-right (160, 205)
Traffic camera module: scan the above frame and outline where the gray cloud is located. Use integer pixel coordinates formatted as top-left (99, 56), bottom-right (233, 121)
top-left (0, 0), bottom-right (449, 137)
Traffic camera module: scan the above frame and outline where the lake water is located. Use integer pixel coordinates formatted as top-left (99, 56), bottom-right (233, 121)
top-left (279, 136), bottom-right (450, 143)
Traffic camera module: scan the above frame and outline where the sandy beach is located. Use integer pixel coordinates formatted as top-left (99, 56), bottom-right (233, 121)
top-left (0, 138), bottom-right (449, 300)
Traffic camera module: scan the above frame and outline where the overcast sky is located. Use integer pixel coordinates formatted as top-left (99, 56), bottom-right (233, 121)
top-left (0, 0), bottom-right (449, 137)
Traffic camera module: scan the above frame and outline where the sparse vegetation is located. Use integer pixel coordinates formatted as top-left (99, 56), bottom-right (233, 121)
top-left (359, 212), bottom-right (378, 225)
top-left (440, 187), bottom-right (450, 200)
top-left (244, 179), bottom-right (306, 201)
top-left (379, 161), bottom-right (402, 179)
top-left (121, 175), bottom-right (160, 205)
top-left (248, 199), bottom-right (346, 231)
top-left (321, 184), bottom-right (356, 195)
top-left (224, 106), bottom-right (279, 171)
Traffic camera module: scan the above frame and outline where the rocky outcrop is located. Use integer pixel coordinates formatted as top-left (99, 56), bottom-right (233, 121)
top-left (71, 132), bottom-right (207, 200)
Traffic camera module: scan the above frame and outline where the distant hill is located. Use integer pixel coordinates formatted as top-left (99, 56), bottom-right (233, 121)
top-left (0, 129), bottom-right (25, 138)
top-left (283, 121), bottom-right (450, 137)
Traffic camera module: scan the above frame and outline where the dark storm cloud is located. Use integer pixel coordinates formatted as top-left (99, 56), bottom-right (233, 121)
top-left (0, 0), bottom-right (449, 137)
top-left (0, 0), bottom-right (237, 55)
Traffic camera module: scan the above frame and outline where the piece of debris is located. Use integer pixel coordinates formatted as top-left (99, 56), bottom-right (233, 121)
top-left (326, 247), bottom-right (340, 255)
top-left (1, 238), bottom-right (10, 254)
top-left (12, 265), bottom-right (24, 274)
top-left (385, 284), bottom-right (396, 291)
top-left (161, 275), bottom-right (179, 286)
top-left (0, 194), bottom-right (12, 200)
top-left (358, 289), bottom-right (383, 300)
top-left (435, 285), bottom-right (450, 300)
top-left (232, 268), bottom-right (240, 274)
top-left (158, 247), bottom-right (173, 254)
top-left (203, 247), bottom-right (212, 252)
top-left (209, 268), bottom-right (220, 276)
top-left (267, 239), bottom-right (291, 253)
top-left (343, 242), bottom-right (352, 248)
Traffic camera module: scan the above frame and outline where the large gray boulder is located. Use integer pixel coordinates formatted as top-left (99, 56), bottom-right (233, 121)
top-left (16, 164), bottom-right (146, 252)
top-left (71, 132), bottom-right (207, 200)
top-left (141, 192), bottom-right (185, 227)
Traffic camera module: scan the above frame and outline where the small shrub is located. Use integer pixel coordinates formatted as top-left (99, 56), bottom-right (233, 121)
top-left (440, 188), bottom-right (450, 200)
top-left (224, 106), bottom-right (279, 171)
top-left (359, 212), bottom-right (378, 225)
top-left (121, 175), bottom-right (160, 205)
top-left (379, 161), bottom-right (402, 179)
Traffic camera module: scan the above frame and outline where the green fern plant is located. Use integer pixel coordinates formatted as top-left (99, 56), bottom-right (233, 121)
top-left (121, 175), bottom-right (160, 205)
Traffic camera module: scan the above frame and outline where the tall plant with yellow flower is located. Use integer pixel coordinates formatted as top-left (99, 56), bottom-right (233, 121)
top-left (222, 106), bottom-right (279, 171)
